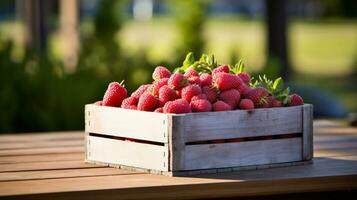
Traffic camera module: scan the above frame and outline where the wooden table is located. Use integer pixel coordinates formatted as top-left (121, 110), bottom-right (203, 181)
top-left (0, 120), bottom-right (357, 199)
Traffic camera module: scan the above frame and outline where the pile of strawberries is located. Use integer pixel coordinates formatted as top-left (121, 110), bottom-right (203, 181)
top-left (94, 53), bottom-right (304, 114)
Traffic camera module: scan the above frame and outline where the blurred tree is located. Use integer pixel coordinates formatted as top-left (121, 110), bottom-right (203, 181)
top-left (78, 0), bottom-right (126, 77)
top-left (171, 0), bottom-right (207, 63)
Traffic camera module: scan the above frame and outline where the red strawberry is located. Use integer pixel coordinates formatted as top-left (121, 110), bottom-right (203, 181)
top-left (168, 73), bottom-right (187, 90)
top-left (188, 76), bottom-right (201, 86)
top-left (213, 73), bottom-right (244, 91)
top-left (152, 66), bottom-right (171, 81)
top-left (288, 94), bottom-right (304, 106)
top-left (154, 107), bottom-right (164, 113)
top-left (94, 101), bottom-right (102, 106)
top-left (237, 83), bottom-right (250, 96)
top-left (102, 81), bottom-right (127, 107)
top-left (184, 67), bottom-right (199, 78)
top-left (158, 85), bottom-right (178, 106)
top-left (219, 89), bottom-right (241, 109)
top-left (267, 96), bottom-right (283, 107)
top-left (244, 87), bottom-right (269, 108)
top-left (200, 73), bottom-right (212, 86)
top-left (148, 78), bottom-right (169, 97)
top-left (237, 72), bottom-right (251, 84)
top-left (131, 84), bottom-right (151, 99)
top-left (202, 86), bottom-right (218, 103)
top-left (213, 101), bottom-right (232, 111)
top-left (191, 94), bottom-right (207, 102)
top-left (137, 93), bottom-right (159, 111)
top-left (176, 88), bottom-right (182, 98)
top-left (181, 84), bottom-right (202, 102)
top-left (212, 65), bottom-right (229, 75)
top-left (239, 99), bottom-right (254, 110)
top-left (190, 99), bottom-right (212, 112)
top-left (163, 99), bottom-right (191, 114)
top-left (121, 96), bottom-right (138, 109)
top-left (127, 105), bottom-right (137, 110)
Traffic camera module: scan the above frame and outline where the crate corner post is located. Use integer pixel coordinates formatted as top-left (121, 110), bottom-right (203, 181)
top-left (302, 104), bottom-right (313, 161)
top-left (169, 115), bottom-right (186, 173)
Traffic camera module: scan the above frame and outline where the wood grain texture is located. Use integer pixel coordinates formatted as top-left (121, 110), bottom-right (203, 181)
top-left (0, 131), bottom-right (83, 143)
top-left (0, 140), bottom-right (83, 150)
top-left (184, 138), bottom-right (302, 170)
top-left (303, 104), bottom-right (313, 160)
top-left (0, 146), bottom-right (84, 157)
top-left (0, 168), bottom-right (141, 182)
top-left (183, 106), bottom-right (303, 142)
top-left (0, 153), bottom-right (83, 164)
top-left (0, 160), bottom-right (102, 172)
top-left (86, 136), bottom-right (169, 171)
top-left (85, 104), bottom-right (168, 143)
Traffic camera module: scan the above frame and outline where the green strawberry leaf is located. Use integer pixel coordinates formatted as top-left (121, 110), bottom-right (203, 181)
top-left (230, 59), bottom-right (245, 74)
top-left (199, 54), bottom-right (208, 63)
top-left (272, 77), bottom-right (284, 92)
top-left (237, 59), bottom-right (245, 73)
top-left (181, 52), bottom-right (195, 71)
top-left (276, 87), bottom-right (290, 105)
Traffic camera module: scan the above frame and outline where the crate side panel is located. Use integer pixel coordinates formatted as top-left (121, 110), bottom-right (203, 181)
top-left (185, 106), bottom-right (303, 142)
top-left (184, 138), bottom-right (302, 170)
top-left (87, 136), bottom-right (169, 171)
top-left (85, 104), bottom-right (168, 143)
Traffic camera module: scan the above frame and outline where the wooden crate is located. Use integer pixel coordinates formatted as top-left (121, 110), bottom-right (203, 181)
top-left (85, 104), bottom-right (313, 176)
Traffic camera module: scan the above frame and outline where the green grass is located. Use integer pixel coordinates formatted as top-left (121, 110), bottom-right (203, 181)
top-left (290, 21), bottom-right (357, 76)
top-left (118, 17), bottom-right (357, 76)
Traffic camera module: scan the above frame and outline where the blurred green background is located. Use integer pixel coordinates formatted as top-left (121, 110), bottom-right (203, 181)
top-left (0, 0), bottom-right (356, 133)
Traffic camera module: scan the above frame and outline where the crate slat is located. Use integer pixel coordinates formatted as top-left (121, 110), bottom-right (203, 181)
top-left (86, 136), bottom-right (169, 172)
top-left (184, 138), bottom-right (302, 170)
top-left (85, 104), bottom-right (169, 143)
top-left (183, 106), bottom-right (303, 142)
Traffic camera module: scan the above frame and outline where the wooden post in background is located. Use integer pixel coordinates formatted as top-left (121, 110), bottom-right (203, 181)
top-left (16, 0), bottom-right (52, 52)
top-left (60, 0), bottom-right (79, 72)
top-left (265, 0), bottom-right (290, 80)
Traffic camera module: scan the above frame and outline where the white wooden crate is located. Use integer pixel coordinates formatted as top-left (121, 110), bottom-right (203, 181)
top-left (85, 104), bottom-right (313, 176)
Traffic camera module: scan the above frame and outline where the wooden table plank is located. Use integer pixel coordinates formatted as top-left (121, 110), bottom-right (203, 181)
top-left (0, 146), bottom-right (84, 157)
top-left (0, 153), bottom-right (83, 164)
top-left (0, 160), bottom-right (102, 172)
top-left (0, 131), bottom-right (83, 143)
top-left (314, 148), bottom-right (357, 157)
top-left (0, 140), bottom-right (83, 150)
top-left (0, 168), bottom-right (142, 182)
